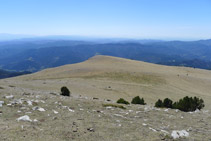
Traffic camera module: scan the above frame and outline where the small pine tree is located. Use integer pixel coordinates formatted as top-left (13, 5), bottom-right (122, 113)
top-left (193, 96), bottom-right (204, 110)
top-left (117, 98), bottom-right (129, 105)
top-left (155, 99), bottom-right (163, 107)
top-left (60, 86), bottom-right (70, 96)
top-left (155, 96), bottom-right (205, 112)
top-left (131, 96), bottom-right (146, 105)
top-left (163, 98), bottom-right (173, 108)
top-left (172, 102), bottom-right (178, 109)
top-left (175, 96), bottom-right (204, 112)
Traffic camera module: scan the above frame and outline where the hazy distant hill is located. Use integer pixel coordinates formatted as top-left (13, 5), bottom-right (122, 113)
top-left (1, 39), bottom-right (211, 72)
top-left (159, 59), bottom-right (211, 70)
top-left (0, 69), bottom-right (31, 79)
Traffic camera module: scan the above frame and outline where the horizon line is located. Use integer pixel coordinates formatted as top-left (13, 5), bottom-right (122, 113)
top-left (0, 33), bottom-right (210, 41)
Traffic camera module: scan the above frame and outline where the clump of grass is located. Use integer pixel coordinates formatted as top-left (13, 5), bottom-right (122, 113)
top-left (102, 104), bottom-right (126, 109)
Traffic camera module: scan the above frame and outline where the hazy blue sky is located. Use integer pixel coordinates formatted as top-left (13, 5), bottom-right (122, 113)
top-left (0, 0), bottom-right (211, 39)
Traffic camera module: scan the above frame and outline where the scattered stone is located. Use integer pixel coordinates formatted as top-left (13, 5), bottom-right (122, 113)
top-left (27, 100), bottom-right (33, 106)
top-left (0, 101), bottom-right (4, 107)
top-left (5, 95), bottom-right (14, 99)
top-left (7, 103), bottom-right (12, 106)
top-left (142, 123), bottom-right (147, 126)
top-left (164, 109), bottom-right (169, 112)
top-left (128, 110), bottom-right (133, 112)
top-left (113, 114), bottom-right (124, 118)
top-left (20, 107), bottom-right (28, 110)
top-left (187, 127), bottom-right (192, 132)
top-left (149, 127), bottom-right (157, 132)
top-left (38, 107), bottom-right (45, 112)
top-left (171, 130), bottom-right (189, 139)
top-left (17, 115), bottom-right (32, 122)
top-left (106, 106), bottom-right (113, 109)
top-left (93, 97), bottom-right (99, 100)
top-left (33, 107), bottom-right (46, 112)
top-left (33, 119), bottom-right (38, 122)
top-left (87, 128), bottom-right (94, 132)
top-left (68, 108), bottom-right (75, 112)
top-left (53, 110), bottom-right (58, 114)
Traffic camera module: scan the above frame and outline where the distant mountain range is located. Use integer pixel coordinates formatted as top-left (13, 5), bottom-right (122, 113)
top-left (0, 36), bottom-right (211, 75)
top-left (0, 69), bottom-right (31, 79)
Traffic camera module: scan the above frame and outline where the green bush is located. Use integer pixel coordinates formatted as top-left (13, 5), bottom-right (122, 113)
top-left (155, 99), bottom-right (163, 107)
top-left (117, 98), bottom-right (129, 105)
top-left (155, 96), bottom-right (205, 112)
top-left (60, 86), bottom-right (70, 96)
top-left (163, 98), bottom-right (173, 108)
top-left (173, 96), bottom-right (204, 112)
top-left (131, 96), bottom-right (146, 105)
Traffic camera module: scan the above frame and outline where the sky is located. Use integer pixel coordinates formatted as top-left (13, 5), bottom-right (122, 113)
top-left (0, 0), bottom-right (211, 40)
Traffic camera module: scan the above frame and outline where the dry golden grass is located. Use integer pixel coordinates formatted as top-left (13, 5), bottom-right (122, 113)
top-left (82, 72), bottom-right (166, 85)
top-left (1, 55), bottom-right (211, 140)
top-left (4, 55), bottom-right (211, 109)
top-left (102, 103), bottom-right (126, 109)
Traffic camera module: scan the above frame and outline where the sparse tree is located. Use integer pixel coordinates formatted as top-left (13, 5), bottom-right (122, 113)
top-left (131, 96), bottom-right (146, 105)
top-left (60, 86), bottom-right (70, 96)
top-left (155, 99), bottom-right (163, 107)
top-left (174, 96), bottom-right (204, 112)
top-left (155, 96), bottom-right (205, 112)
top-left (163, 98), bottom-right (173, 108)
top-left (117, 98), bottom-right (129, 105)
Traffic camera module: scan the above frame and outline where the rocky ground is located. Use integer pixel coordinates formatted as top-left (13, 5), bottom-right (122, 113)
top-left (0, 83), bottom-right (211, 141)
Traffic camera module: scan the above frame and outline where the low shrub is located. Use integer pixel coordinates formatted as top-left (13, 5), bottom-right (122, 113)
top-left (163, 98), bottom-right (173, 108)
top-left (131, 96), bottom-right (146, 105)
top-left (60, 86), bottom-right (70, 96)
top-left (155, 96), bottom-right (205, 112)
top-left (173, 96), bottom-right (204, 112)
top-left (117, 98), bottom-right (129, 105)
top-left (155, 99), bottom-right (163, 108)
